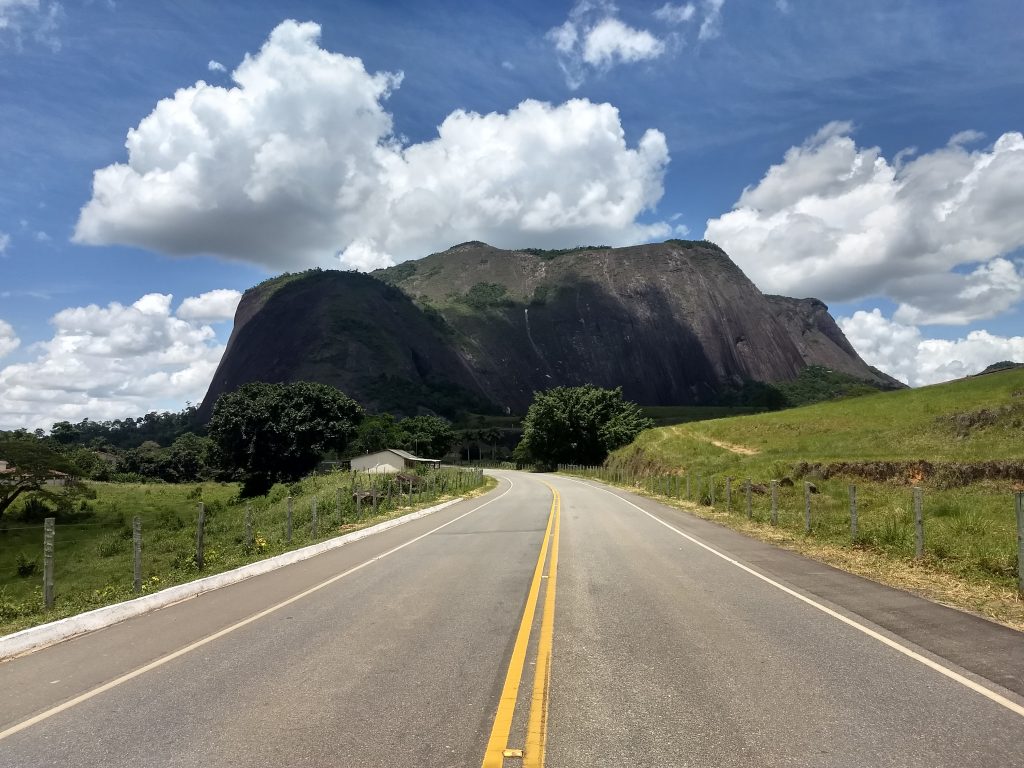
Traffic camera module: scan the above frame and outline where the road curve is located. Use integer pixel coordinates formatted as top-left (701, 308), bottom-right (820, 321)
top-left (1, 470), bottom-right (1022, 767)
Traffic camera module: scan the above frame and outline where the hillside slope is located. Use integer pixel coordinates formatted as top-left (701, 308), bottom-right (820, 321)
top-left (200, 240), bottom-right (896, 417)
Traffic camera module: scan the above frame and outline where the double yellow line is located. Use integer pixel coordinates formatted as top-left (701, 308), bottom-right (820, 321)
top-left (480, 484), bottom-right (561, 768)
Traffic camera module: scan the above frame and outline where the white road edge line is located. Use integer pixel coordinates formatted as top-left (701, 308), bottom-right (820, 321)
top-left (0, 476), bottom-right (516, 742)
top-left (560, 474), bottom-right (1024, 719)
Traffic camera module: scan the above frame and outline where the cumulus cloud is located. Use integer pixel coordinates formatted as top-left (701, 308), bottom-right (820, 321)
top-left (653, 3), bottom-right (696, 24)
top-left (0, 0), bottom-right (62, 51)
top-left (706, 124), bottom-right (1024, 325)
top-left (0, 292), bottom-right (233, 430)
top-left (175, 289), bottom-right (242, 322)
top-left (839, 309), bottom-right (1024, 387)
top-left (207, 59), bottom-right (226, 72)
top-left (549, 1), bottom-right (666, 89)
top-left (75, 20), bottom-right (671, 271)
top-left (0, 319), bottom-right (19, 358)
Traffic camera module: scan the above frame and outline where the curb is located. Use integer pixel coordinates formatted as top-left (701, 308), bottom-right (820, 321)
top-left (0, 496), bottom-right (465, 662)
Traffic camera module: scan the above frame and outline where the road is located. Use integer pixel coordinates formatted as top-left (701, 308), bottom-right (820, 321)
top-left (2, 470), bottom-right (1023, 767)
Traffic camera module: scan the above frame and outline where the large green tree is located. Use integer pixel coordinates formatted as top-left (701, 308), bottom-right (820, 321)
top-left (208, 381), bottom-right (364, 496)
top-left (0, 433), bottom-right (85, 518)
top-left (400, 415), bottom-right (456, 459)
top-left (514, 385), bottom-right (652, 469)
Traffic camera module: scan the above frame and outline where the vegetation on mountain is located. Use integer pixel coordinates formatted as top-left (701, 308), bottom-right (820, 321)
top-left (208, 381), bottom-right (364, 497)
top-left (204, 240), bottom-right (898, 419)
top-left (515, 385), bottom-right (652, 469)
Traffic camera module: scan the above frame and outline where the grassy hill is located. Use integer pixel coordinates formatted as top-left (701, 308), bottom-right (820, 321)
top-left (615, 367), bottom-right (1024, 472)
top-left (590, 368), bottom-right (1024, 627)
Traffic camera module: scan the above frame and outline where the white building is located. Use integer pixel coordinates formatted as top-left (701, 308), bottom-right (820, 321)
top-left (350, 449), bottom-right (441, 474)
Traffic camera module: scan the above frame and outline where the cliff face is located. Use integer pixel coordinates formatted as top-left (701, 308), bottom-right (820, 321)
top-left (199, 240), bottom-right (895, 418)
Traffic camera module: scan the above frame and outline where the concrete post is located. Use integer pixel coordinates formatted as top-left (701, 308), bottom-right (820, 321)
top-left (770, 481), bottom-right (778, 526)
top-left (745, 479), bottom-right (752, 519)
top-left (804, 482), bottom-right (811, 534)
top-left (43, 517), bottom-right (55, 609)
top-left (286, 495), bottom-right (293, 544)
top-left (914, 487), bottom-right (924, 559)
top-left (726, 477), bottom-right (732, 511)
top-left (311, 498), bottom-right (318, 539)
top-left (849, 485), bottom-right (857, 542)
top-left (133, 516), bottom-right (142, 592)
top-left (195, 502), bottom-right (206, 570)
top-left (1015, 492), bottom-right (1024, 594)
top-left (245, 502), bottom-right (253, 551)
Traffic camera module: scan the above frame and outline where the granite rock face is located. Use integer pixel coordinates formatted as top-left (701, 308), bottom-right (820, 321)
top-left (199, 240), bottom-right (895, 417)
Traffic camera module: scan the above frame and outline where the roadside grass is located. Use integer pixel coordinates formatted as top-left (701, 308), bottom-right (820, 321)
top-left (572, 368), bottom-right (1024, 629)
top-left (0, 469), bottom-right (493, 637)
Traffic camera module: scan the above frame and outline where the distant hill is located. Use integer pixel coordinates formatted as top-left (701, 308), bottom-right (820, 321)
top-left (198, 240), bottom-right (902, 419)
top-left (977, 361), bottom-right (1023, 376)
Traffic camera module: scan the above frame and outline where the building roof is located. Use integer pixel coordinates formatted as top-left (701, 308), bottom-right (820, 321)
top-left (353, 448), bottom-right (440, 463)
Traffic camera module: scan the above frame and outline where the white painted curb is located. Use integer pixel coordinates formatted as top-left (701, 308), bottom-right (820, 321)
top-left (0, 496), bottom-right (466, 661)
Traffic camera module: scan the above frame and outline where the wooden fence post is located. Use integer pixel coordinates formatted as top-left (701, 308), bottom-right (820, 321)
top-left (849, 485), bottom-right (857, 542)
top-left (133, 516), bottom-right (142, 592)
top-left (914, 487), bottom-right (924, 559)
top-left (770, 481), bottom-right (778, 526)
top-left (43, 517), bottom-right (55, 609)
top-left (195, 502), bottom-right (206, 570)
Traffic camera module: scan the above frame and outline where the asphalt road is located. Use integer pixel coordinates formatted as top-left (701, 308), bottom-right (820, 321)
top-left (2, 470), bottom-right (1023, 767)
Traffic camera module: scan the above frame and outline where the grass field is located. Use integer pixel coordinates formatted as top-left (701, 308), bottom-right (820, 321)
top-left (0, 468), bottom-right (491, 637)
top-left (569, 368), bottom-right (1024, 628)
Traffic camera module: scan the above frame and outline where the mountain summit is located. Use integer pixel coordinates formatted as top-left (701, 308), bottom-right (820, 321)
top-left (199, 240), bottom-right (897, 418)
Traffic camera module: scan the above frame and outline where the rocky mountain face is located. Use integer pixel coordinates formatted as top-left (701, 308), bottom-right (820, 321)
top-left (199, 240), bottom-right (898, 418)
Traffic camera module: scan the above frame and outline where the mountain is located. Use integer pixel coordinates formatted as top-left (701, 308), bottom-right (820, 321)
top-left (198, 240), bottom-right (900, 419)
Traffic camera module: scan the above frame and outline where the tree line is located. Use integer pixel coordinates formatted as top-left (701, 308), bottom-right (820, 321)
top-left (1, 380), bottom-right (650, 518)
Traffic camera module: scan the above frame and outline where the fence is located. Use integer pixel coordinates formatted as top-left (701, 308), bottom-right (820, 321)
top-left (0, 467), bottom-right (485, 625)
top-left (559, 464), bottom-right (1024, 595)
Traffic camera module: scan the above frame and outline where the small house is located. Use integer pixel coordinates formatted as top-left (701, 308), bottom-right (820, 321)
top-left (350, 449), bottom-right (441, 474)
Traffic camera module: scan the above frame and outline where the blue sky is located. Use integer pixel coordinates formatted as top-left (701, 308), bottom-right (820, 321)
top-left (0, 0), bottom-right (1022, 428)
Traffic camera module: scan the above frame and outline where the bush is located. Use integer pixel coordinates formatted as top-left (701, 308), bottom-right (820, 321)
top-left (15, 552), bottom-right (37, 578)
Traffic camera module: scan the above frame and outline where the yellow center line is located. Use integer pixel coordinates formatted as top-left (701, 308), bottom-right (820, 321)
top-left (480, 486), bottom-right (560, 768)
top-left (524, 485), bottom-right (560, 768)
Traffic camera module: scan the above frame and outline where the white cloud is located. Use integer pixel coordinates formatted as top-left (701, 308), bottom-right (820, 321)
top-left (549, 1), bottom-right (666, 89)
top-left (839, 309), bottom-right (1024, 387)
top-left (75, 20), bottom-right (671, 271)
top-left (207, 59), bottom-right (226, 73)
top-left (0, 231), bottom-right (9, 255)
top-left (0, 292), bottom-right (231, 430)
top-left (706, 124), bottom-right (1024, 325)
top-left (581, 17), bottom-right (665, 67)
top-left (0, 0), bottom-right (62, 51)
top-left (176, 289), bottom-right (242, 322)
top-left (653, 3), bottom-right (695, 24)
top-left (698, 0), bottom-right (725, 40)
top-left (0, 319), bottom-right (19, 358)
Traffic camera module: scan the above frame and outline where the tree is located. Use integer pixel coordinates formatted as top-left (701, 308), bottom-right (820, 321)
top-left (351, 414), bottom-right (404, 455)
top-left (0, 433), bottom-right (85, 519)
top-left (514, 385), bottom-right (652, 469)
top-left (399, 415), bottom-right (456, 459)
top-left (208, 381), bottom-right (364, 497)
